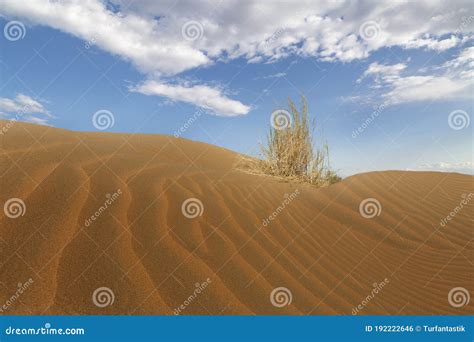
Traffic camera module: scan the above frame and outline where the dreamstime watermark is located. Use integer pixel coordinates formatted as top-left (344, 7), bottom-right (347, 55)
top-left (173, 278), bottom-right (212, 315)
top-left (454, 15), bottom-right (474, 35)
top-left (5, 323), bottom-right (85, 336)
top-left (3, 198), bottom-right (26, 219)
top-left (181, 21), bottom-right (204, 41)
top-left (84, 12), bottom-right (123, 49)
top-left (174, 106), bottom-right (207, 138)
top-left (265, 26), bottom-right (287, 47)
top-left (270, 109), bottom-right (292, 130)
top-left (262, 189), bottom-right (300, 227)
top-left (84, 189), bottom-right (122, 227)
top-left (181, 197), bottom-right (204, 219)
top-left (3, 20), bottom-right (26, 41)
top-left (270, 287), bottom-right (293, 308)
top-left (0, 103), bottom-right (36, 136)
top-left (439, 193), bottom-right (473, 228)
top-left (448, 110), bottom-right (470, 130)
top-left (0, 278), bottom-right (34, 313)
top-left (264, 10), bottom-right (304, 47)
top-left (359, 198), bottom-right (382, 219)
top-left (352, 278), bottom-right (389, 315)
top-left (92, 287), bottom-right (115, 308)
top-left (359, 20), bottom-right (381, 41)
top-left (448, 287), bottom-right (470, 308)
top-left (92, 109), bottom-right (115, 130)
top-left (352, 103), bottom-right (386, 138)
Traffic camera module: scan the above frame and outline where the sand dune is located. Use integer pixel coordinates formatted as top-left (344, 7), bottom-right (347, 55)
top-left (0, 121), bottom-right (472, 315)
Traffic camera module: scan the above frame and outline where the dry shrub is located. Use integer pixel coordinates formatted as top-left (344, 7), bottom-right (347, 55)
top-left (248, 95), bottom-right (341, 186)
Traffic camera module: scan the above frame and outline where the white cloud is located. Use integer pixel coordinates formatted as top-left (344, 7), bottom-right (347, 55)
top-left (130, 80), bottom-right (250, 116)
top-left (403, 35), bottom-right (461, 51)
top-left (0, 0), bottom-right (241, 115)
top-left (358, 62), bottom-right (407, 84)
top-left (0, 0), bottom-right (472, 113)
top-left (441, 46), bottom-right (474, 71)
top-left (385, 75), bottom-right (470, 104)
top-left (0, 0), bottom-right (208, 76)
top-left (0, 94), bottom-right (52, 125)
top-left (22, 115), bottom-right (52, 125)
top-left (359, 47), bottom-right (474, 104)
top-left (363, 63), bottom-right (407, 77)
top-left (0, 93), bottom-right (48, 114)
top-left (414, 162), bottom-right (474, 174)
top-left (254, 72), bottom-right (287, 80)
top-left (247, 56), bottom-right (263, 64)
top-left (265, 72), bottom-right (287, 79)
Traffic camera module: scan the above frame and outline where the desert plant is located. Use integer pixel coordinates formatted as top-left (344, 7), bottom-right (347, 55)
top-left (251, 95), bottom-right (341, 186)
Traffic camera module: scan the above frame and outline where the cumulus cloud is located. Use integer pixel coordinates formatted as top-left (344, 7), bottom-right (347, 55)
top-left (359, 47), bottom-right (474, 104)
top-left (0, 0), bottom-right (472, 113)
top-left (124, 0), bottom-right (472, 62)
top-left (414, 162), bottom-right (474, 175)
top-left (358, 62), bottom-right (407, 84)
top-left (441, 46), bottom-right (474, 76)
top-left (403, 35), bottom-right (462, 51)
top-left (384, 75), bottom-right (470, 104)
top-left (0, 0), bottom-right (208, 76)
top-left (0, 93), bottom-right (48, 114)
top-left (0, 94), bottom-right (53, 125)
top-left (0, 0), bottom-right (241, 115)
top-left (131, 80), bottom-right (250, 116)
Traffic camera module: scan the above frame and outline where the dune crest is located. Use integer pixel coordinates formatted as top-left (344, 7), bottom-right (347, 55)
top-left (1, 121), bottom-right (472, 315)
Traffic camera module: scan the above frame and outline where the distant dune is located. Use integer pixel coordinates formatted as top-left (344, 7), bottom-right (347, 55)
top-left (0, 121), bottom-right (472, 315)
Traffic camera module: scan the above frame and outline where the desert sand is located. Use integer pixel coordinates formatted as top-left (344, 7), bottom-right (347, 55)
top-left (0, 120), bottom-right (472, 315)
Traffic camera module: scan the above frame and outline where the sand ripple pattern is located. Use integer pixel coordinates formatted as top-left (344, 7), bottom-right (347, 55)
top-left (0, 121), bottom-right (472, 315)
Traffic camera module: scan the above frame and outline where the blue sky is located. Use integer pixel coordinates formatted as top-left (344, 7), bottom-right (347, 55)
top-left (0, 1), bottom-right (472, 176)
